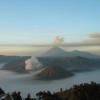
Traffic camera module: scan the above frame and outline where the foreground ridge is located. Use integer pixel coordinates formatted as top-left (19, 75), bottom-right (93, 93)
top-left (0, 82), bottom-right (100, 100)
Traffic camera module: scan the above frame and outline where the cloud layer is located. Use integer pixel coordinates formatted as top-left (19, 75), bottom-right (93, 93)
top-left (57, 32), bottom-right (100, 47)
top-left (30, 33), bottom-right (100, 47)
top-left (1, 32), bottom-right (99, 47)
top-left (82, 32), bottom-right (100, 46)
top-left (90, 33), bottom-right (100, 38)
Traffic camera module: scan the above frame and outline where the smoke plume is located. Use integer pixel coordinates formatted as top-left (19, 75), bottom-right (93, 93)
top-left (53, 36), bottom-right (64, 45)
top-left (25, 57), bottom-right (43, 71)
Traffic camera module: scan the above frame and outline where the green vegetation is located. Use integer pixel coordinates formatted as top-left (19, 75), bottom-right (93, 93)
top-left (1, 82), bottom-right (100, 100)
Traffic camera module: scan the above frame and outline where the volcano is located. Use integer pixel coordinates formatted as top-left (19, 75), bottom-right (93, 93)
top-left (42, 46), bottom-right (68, 57)
top-left (34, 66), bottom-right (73, 80)
top-left (41, 46), bottom-right (100, 59)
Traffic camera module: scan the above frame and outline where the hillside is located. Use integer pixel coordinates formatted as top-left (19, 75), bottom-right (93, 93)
top-left (36, 82), bottom-right (100, 100)
top-left (2, 56), bottom-right (30, 73)
top-left (38, 56), bottom-right (100, 72)
top-left (34, 66), bottom-right (73, 80)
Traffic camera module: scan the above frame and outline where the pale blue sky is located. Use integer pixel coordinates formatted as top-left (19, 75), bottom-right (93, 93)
top-left (0, 0), bottom-right (100, 45)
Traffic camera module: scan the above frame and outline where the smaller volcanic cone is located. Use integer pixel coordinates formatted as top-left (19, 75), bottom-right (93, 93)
top-left (34, 66), bottom-right (73, 80)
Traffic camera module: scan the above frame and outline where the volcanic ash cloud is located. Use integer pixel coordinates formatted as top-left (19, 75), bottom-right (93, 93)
top-left (25, 57), bottom-right (43, 71)
top-left (53, 36), bottom-right (64, 45)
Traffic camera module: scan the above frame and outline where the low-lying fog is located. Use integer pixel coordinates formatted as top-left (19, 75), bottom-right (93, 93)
top-left (0, 66), bottom-right (100, 97)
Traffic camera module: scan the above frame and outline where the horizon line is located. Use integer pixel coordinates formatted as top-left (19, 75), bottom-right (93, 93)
top-left (0, 43), bottom-right (99, 47)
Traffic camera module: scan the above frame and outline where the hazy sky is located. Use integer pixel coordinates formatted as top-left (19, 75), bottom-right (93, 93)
top-left (0, 0), bottom-right (100, 56)
top-left (0, 0), bottom-right (100, 45)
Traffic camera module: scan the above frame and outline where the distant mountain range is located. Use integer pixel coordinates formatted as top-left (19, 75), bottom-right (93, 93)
top-left (42, 46), bottom-right (100, 59)
top-left (1, 46), bottom-right (100, 80)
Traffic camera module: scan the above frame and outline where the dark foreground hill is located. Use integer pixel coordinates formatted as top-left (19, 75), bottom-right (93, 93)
top-left (0, 82), bottom-right (100, 100)
top-left (36, 82), bottom-right (100, 100)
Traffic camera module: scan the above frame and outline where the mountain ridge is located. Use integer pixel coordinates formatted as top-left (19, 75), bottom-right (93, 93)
top-left (41, 46), bottom-right (100, 59)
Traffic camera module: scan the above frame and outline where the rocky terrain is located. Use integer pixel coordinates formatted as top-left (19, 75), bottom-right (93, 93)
top-left (34, 66), bottom-right (73, 80)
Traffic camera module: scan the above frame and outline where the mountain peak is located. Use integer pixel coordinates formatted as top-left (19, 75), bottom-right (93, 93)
top-left (42, 46), bottom-right (66, 57)
top-left (49, 46), bottom-right (65, 52)
top-left (40, 46), bottom-right (100, 59)
top-left (34, 66), bottom-right (73, 80)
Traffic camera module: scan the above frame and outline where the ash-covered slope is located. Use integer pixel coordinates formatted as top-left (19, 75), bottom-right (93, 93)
top-left (34, 66), bottom-right (73, 80)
